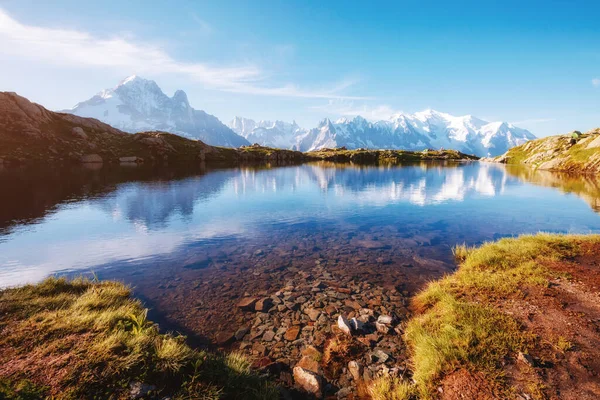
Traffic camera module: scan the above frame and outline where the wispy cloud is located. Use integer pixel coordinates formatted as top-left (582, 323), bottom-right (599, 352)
top-left (593, 78), bottom-right (600, 87)
top-left (190, 13), bottom-right (213, 34)
top-left (0, 8), bottom-right (364, 99)
top-left (311, 99), bottom-right (400, 120)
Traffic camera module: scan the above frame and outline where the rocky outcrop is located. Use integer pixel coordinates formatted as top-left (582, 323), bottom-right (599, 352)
top-left (486, 129), bottom-right (600, 174)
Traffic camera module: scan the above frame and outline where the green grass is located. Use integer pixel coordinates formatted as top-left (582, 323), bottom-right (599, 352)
top-left (368, 376), bottom-right (414, 400)
top-left (382, 233), bottom-right (600, 399)
top-left (0, 277), bottom-right (277, 400)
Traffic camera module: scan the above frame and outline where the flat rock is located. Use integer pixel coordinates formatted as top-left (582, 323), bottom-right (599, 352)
top-left (284, 326), bottom-right (301, 341)
top-left (305, 308), bottom-right (321, 321)
top-left (255, 297), bottom-right (273, 312)
top-left (237, 297), bottom-right (258, 311)
top-left (262, 330), bottom-right (275, 342)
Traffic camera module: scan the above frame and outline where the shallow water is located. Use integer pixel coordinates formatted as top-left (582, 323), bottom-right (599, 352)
top-left (1, 161), bottom-right (600, 341)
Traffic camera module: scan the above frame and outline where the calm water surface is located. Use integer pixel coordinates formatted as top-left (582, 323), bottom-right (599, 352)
top-left (2, 161), bottom-right (600, 289)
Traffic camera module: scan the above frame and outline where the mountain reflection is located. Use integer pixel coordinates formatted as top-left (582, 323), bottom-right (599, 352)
top-left (2, 162), bottom-right (600, 288)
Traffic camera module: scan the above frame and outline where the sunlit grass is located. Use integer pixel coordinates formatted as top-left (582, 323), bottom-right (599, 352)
top-left (398, 233), bottom-right (600, 399)
top-left (0, 276), bottom-right (277, 399)
top-left (368, 376), bottom-right (414, 400)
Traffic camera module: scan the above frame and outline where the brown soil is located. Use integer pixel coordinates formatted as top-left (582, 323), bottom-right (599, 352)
top-left (440, 369), bottom-right (498, 400)
top-left (497, 243), bottom-right (600, 400)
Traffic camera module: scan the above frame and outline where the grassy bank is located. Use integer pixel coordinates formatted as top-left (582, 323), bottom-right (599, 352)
top-left (370, 234), bottom-right (600, 399)
top-left (0, 277), bottom-right (277, 399)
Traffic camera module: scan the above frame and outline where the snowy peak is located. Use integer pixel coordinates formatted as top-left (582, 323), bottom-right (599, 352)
top-left (230, 116), bottom-right (309, 149)
top-left (66, 76), bottom-right (249, 148)
top-left (230, 110), bottom-right (535, 157)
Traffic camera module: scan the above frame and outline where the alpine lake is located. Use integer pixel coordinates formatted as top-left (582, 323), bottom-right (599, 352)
top-left (2, 160), bottom-right (600, 385)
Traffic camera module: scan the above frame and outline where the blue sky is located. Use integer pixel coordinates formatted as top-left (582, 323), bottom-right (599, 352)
top-left (0, 0), bottom-right (599, 136)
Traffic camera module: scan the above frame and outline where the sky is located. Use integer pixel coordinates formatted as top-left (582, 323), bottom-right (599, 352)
top-left (0, 0), bottom-right (599, 137)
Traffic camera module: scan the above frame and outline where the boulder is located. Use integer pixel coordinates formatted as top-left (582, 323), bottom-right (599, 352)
top-left (293, 366), bottom-right (322, 398)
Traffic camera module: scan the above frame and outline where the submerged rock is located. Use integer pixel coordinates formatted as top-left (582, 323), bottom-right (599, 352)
top-left (347, 361), bottom-right (362, 381)
top-left (293, 366), bottom-right (322, 397)
top-left (237, 297), bottom-right (258, 311)
top-left (337, 315), bottom-right (352, 336)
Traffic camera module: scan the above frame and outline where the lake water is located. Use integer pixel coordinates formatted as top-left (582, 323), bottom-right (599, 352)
top-left (1, 161), bottom-right (600, 343)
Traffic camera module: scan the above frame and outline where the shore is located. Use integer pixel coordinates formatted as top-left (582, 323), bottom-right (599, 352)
top-left (1, 234), bottom-right (599, 399)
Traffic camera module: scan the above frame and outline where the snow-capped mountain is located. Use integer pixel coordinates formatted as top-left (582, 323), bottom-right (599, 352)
top-left (65, 76), bottom-right (249, 147)
top-left (230, 117), bottom-right (308, 149)
top-left (231, 111), bottom-right (535, 157)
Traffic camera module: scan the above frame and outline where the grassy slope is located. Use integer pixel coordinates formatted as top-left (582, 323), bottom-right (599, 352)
top-left (491, 128), bottom-right (600, 173)
top-left (0, 277), bottom-right (277, 400)
top-left (370, 233), bottom-right (600, 400)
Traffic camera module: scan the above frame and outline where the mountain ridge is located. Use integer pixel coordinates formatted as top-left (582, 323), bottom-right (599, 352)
top-left (65, 76), bottom-right (250, 148)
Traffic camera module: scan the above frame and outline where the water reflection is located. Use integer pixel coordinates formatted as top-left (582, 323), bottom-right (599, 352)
top-left (1, 162), bottom-right (600, 288)
top-left (502, 164), bottom-right (600, 213)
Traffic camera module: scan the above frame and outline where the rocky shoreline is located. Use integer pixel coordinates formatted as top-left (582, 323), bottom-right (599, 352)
top-left (227, 263), bottom-right (411, 398)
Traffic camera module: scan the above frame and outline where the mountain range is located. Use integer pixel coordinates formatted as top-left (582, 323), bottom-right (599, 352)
top-left (231, 112), bottom-right (536, 157)
top-left (64, 76), bottom-right (535, 156)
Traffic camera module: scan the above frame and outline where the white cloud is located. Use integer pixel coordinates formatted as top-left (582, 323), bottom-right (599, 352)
top-left (593, 78), bottom-right (600, 87)
top-left (0, 8), bottom-right (364, 100)
top-left (311, 99), bottom-right (400, 120)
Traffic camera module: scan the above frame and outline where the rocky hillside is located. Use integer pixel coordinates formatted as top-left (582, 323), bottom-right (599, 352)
top-left (0, 92), bottom-right (303, 166)
top-left (488, 128), bottom-right (600, 173)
